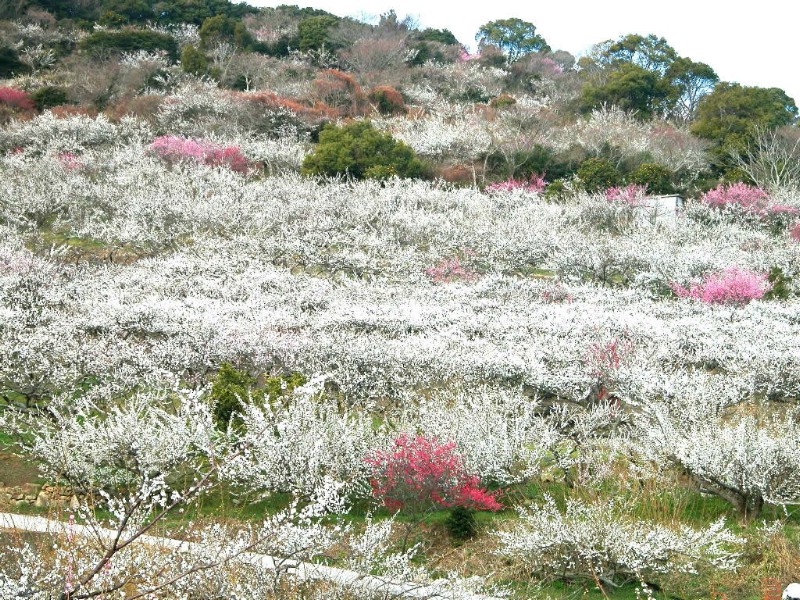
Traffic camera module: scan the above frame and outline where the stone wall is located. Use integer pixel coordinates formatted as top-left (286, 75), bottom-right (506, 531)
top-left (0, 482), bottom-right (80, 509)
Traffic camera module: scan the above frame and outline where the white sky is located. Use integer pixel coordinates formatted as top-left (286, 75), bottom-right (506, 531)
top-left (246, 0), bottom-right (800, 105)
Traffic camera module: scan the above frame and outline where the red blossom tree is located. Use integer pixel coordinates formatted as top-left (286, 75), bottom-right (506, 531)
top-left (365, 434), bottom-right (502, 514)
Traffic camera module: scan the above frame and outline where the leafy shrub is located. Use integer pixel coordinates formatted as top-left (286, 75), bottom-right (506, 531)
top-left (80, 30), bottom-right (179, 62)
top-left (628, 162), bottom-right (675, 194)
top-left (302, 121), bottom-right (426, 180)
top-left (31, 87), bottom-right (69, 110)
top-left (764, 266), bottom-right (791, 300)
top-left (671, 267), bottom-right (771, 305)
top-left (181, 45), bottom-right (209, 76)
top-left (577, 157), bottom-right (622, 192)
top-left (368, 86), bottom-right (406, 115)
top-left (446, 505), bottom-right (478, 540)
top-left (0, 46), bottom-right (30, 78)
top-left (211, 363), bottom-right (262, 429)
top-left (489, 94), bottom-right (516, 109)
top-left (365, 434), bottom-right (502, 515)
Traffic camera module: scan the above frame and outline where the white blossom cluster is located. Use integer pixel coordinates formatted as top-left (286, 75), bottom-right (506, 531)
top-left (495, 496), bottom-right (742, 586)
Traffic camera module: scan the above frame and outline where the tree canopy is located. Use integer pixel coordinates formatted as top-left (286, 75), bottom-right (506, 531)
top-left (476, 18), bottom-right (550, 62)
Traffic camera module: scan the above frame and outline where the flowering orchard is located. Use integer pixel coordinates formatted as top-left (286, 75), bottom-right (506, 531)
top-left (0, 80), bottom-right (799, 599)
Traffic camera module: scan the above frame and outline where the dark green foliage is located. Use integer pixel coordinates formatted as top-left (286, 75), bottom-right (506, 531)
top-left (764, 266), bottom-right (791, 300)
top-left (484, 145), bottom-right (580, 183)
top-left (211, 363), bottom-right (261, 429)
top-left (80, 29), bottom-right (179, 62)
top-left (581, 62), bottom-right (672, 119)
top-left (628, 163), bottom-right (675, 194)
top-left (544, 179), bottom-right (569, 202)
top-left (180, 44), bottom-right (208, 76)
top-left (476, 18), bottom-right (550, 62)
top-left (415, 28), bottom-right (459, 46)
top-left (577, 157), bottom-right (622, 192)
top-left (26, 0), bottom-right (255, 25)
top-left (446, 505), bottom-right (478, 540)
top-left (302, 121), bottom-right (426, 180)
top-left (31, 86), bottom-right (69, 110)
top-left (298, 15), bottom-right (340, 52)
top-left (692, 83), bottom-right (798, 175)
top-left (597, 33), bottom-right (678, 74)
top-left (0, 46), bottom-right (30, 78)
top-left (199, 14), bottom-right (253, 50)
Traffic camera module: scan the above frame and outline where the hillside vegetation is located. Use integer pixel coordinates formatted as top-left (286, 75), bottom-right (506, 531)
top-left (1, 2), bottom-right (800, 599)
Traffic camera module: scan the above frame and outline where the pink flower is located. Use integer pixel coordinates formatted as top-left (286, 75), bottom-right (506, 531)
top-left (486, 174), bottom-right (546, 194)
top-left (149, 135), bottom-right (249, 174)
top-left (605, 184), bottom-right (647, 206)
top-left (701, 183), bottom-right (770, 211)
top-left (670, 267), bottom-right (771, 306)
top-left (425, 256), bottom-right (479, 284)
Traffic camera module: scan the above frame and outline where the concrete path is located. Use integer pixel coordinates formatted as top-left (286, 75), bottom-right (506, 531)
top-left (0, 512), bottom-right (499, 599)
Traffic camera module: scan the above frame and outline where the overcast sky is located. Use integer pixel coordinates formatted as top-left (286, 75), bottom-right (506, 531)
top-left (246, 0), bottom-right (800, 105)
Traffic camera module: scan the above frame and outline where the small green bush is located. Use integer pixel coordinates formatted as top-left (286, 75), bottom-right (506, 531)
top-left (31, 86), bottom-right (69, 110)
top-left (764, 266), bottom-right (792, 300)
top-left (628, 162), bottom-right (675, 195)
top-left (302, 121), bottom-right (426, 180)
top-left (577, 157), bottom-right (622, 192)
top-left (210, 363), bottom-right (262, 429)
top-left (181, 45), bottom-right (209, 76)
top-left (446, 505), bottom-right (478, 540)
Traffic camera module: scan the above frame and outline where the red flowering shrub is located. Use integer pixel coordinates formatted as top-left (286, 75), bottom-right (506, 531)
top-left (149, 135), bottom-right (248, 174)
top-left (0, 87), bottom-right (35, 111)
top-left (365, 434), bottom-right (502, 514)
top-left (671, 267), bottom-right (771, 306)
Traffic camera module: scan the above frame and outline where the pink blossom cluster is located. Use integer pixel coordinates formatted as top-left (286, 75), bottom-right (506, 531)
top-left (790, 223), bottom-right (800, 242)
top-left (485, 174), bottom-right (546, 194)
top-left (701, 183), bottom-right (769, 211)
top-left (605, 184), bottom-right (647, 206)
top-left (0, 87), bottom-right (35, 111)
top-left (538, 56), bottom-right (564, 75)
top-left (671, 267), bottom-right (771, 306)
top-left (149, 135), bottom-right (249, 174)
top-left (459, 49), bottom-right (480, 62)
top-left (58, 152), bottom-right (83, 171)
top-left (540, 283), bottom-right (574, 304)
top-left (424, 256), bottom-right (479, 284)
top-left (365, 434), bottom-right (502, 512)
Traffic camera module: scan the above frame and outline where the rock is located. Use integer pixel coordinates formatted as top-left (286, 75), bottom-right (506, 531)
top-left (35, 491), bottom-right (50, 508)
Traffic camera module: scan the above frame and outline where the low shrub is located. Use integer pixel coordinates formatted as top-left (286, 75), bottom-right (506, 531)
top-left (577, 157), bottom-right (622, 192)
top-left (302, 121), bottom-right (425, 180)
top-left (368, 85), bottom-right (406, 115)
top-left (628, 162), bottom-right (675, 194)
top-left (671, 267), bottom-right (771, 306)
